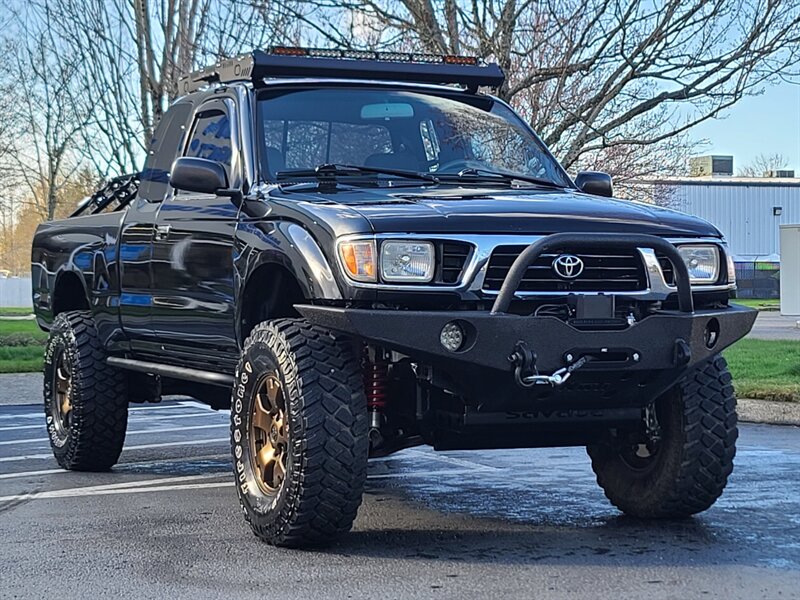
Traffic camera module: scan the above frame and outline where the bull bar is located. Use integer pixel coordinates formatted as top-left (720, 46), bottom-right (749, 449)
top-left (296, 233), bottom-right (757, 381)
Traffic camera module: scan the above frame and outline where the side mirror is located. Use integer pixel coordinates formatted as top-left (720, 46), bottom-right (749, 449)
top-left (575, 171), bottom-right (613, 198)
top-left (170, 157), bottom-right (228, 195)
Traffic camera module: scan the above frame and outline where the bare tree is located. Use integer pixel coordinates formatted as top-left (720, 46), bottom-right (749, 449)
top-left (738, 152), bottom-right (792, 177)
top-left (273, 0), bottom-right (800, 179)
top-left (42, 0), bottom-right (292, 173)
top-left (1, 4), bottom-right (94, 221)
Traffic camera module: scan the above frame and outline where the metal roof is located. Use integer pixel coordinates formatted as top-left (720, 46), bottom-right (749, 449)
top-left (643, 176), bottom-right (800, 188)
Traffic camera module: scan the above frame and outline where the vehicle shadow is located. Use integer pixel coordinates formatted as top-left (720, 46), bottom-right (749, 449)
top-left (328, 483), bottom-right (786, 568)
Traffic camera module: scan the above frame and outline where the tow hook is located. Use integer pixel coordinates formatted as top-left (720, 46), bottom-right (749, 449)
top-left (509, 341), bottom-right (591, 388)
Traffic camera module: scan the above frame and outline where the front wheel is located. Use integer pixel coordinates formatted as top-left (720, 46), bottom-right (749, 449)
top-left (588, 355), bottom-right (737, 518)
top-left (230, 319), bottom-right (368, 548)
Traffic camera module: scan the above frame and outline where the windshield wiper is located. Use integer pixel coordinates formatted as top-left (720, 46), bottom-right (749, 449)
top-left (275, 163), bottom-right (439, 184)
top-left (437, 167), bottom-right (565, 189)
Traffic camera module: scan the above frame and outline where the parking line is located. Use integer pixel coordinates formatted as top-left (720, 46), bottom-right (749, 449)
top-left (0, 474), bottom-right (232, 503)
top-left (0, 437), bottom-right (230, 463)
top-left (0, 453), bottom-right (231, 480)
top-left (0, 467), bottom-right (485, 504)
top-left (0, 423), bottom-right (228, 446)
top-left (405, 449), bottom-right (502, 471)
top-left (0, 402), bottom-right (212, 421)
top-left (0, 411), bottom-right (221, 433)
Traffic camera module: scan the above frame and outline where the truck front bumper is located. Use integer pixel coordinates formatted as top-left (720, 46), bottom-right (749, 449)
top-left (295, 303), bottom-right (757, 375)
top-left (298, 232), bottom-right (757, 412)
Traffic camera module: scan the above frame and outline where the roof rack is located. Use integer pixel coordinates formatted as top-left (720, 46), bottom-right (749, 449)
top-left (178, 47), bottom-right (505, 95)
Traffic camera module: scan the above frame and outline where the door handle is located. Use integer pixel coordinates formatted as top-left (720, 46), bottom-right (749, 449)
top-left (154, 224), bottom-right (171, 241)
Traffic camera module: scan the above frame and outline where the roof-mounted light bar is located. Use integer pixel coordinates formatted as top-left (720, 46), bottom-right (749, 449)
top-left (178, 47), bottom-right (504, 95)
top-left (270, 46), bottom-right (481, 66)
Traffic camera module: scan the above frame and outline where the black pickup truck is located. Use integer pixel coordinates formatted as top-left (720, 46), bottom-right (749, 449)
top-left (32, 47), bottom-right (757, 547)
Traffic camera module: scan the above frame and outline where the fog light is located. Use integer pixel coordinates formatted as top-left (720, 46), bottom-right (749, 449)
top-left (440, 321), bottom-right (464, 352)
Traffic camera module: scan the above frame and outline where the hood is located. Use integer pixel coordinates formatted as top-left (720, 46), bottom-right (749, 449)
top-left (275, 185), bottom-right (721, 238)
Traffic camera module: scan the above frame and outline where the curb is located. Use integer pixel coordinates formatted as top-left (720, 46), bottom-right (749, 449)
top-left (738, 398), bottom-right (800, 427)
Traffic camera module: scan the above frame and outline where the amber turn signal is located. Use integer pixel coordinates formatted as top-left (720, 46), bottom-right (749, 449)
top-left (338, 240), bottom-right (377, 282)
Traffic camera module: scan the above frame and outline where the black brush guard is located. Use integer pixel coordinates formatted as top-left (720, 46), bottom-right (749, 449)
top-left (296, 233), bottom-right (756, 401)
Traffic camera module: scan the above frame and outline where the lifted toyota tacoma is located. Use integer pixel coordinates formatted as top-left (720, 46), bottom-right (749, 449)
top-left (32, 47), bottom-right (757, 548)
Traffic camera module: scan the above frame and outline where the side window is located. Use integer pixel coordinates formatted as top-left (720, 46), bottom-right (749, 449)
top-left (139, 103), bottom-right (192, 203)
top-left (184, 108), bottom-right (233, 179)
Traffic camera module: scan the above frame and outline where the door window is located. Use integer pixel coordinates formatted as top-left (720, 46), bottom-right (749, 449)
top-left (184, 108), bottom-right (234, 182)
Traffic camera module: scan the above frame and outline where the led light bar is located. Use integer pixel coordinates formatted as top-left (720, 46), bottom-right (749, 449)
top-left (179, 47), bottom-right (504, 95)
top-left (270, 46), bottom-right (481, 66)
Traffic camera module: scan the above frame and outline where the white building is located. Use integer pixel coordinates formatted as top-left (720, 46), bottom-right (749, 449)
top-left (650, 176), bottom-right (800, 261)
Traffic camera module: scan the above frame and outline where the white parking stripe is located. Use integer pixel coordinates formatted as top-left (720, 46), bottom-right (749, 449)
top-left (0, 411), bottom-right (221, 433)
top-left (0, 467), bottom-right (483, 504)
top-left (0, 479), bottom-right (233, 503)
top-left (405, 449), bottom-right (502, 471)
top-left (0, 402), bottom-right (213, 421)
top-left (0, 453), bottom-right (230, 480)
top-left (0, 423), bottom-right (228, 446)
top-left (0, 473), bottom-right (230, 501)
top-left (0, 437), bottom-right (229, 463)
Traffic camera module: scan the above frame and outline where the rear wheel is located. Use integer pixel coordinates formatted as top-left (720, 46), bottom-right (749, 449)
top-left (44, 311), bottom-right (128, 471)
top-left (588, 355), bottom-right (737, 518)
top-left (231, 319), bottom-right (368, 547)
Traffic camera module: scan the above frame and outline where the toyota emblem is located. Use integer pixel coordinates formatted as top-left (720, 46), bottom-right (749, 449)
top-left (552, 254), bottom-right (584, 279)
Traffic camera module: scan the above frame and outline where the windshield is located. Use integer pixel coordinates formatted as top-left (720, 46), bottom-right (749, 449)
top-left (256, 87), bottom-right (571, 187)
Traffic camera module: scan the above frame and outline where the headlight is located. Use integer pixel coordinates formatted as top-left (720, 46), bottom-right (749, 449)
top-left (678, 245), bottom-right (720, 284)
top-left (338, 240), bottom-right (376, 282)
top-left (380, 240), bottom-right (434, 283)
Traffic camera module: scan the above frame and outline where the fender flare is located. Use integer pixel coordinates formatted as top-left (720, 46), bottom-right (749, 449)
top-left (234, 220), bottom-right (342, 321)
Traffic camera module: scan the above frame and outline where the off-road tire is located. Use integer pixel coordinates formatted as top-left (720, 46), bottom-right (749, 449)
top-left (587, 354), bottom-right (737, 518)
top-left (230, 318), bottom-right (368, 548)
top-left (43, 310), bottom-right (128, 471)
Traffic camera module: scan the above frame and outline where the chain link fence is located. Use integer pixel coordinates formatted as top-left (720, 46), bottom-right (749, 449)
top-left (734, 261), bottom-right (780, 299)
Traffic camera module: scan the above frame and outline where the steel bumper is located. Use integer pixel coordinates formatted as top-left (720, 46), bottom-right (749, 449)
top-left (295, 303), bottom-right (757, 374)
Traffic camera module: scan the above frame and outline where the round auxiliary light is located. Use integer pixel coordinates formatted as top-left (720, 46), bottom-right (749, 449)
top-left (440, 321), bottom-right (465, 353)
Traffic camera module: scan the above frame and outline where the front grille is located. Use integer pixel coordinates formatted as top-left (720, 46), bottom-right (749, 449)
top-left (656, 253), bottom-right (675, 285)
top-left (436, 241), bottom-right (471, 284)
top-left (482, 245), bottom-right (647, 292)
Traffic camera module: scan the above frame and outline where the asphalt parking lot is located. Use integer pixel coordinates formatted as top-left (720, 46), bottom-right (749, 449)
top-left (0, 390), bottom-right (799, 600)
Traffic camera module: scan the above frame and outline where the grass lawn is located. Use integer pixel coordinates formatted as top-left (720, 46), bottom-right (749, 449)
top-left (0, 346), bottom-right (43, 373)
top-left (0, 307), bottom-right (34, 316)
top-left (731, 298), bottom-right (780, 310)
top-left (0, 319), bottom-right (48, 339)
top-left (724, 339), bottom-right (800, 402)
top-left (0, 315), bottom-right (46, 373)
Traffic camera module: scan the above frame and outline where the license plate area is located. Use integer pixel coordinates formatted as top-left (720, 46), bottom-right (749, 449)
top-left (565, 347), bottom-right (640, 369)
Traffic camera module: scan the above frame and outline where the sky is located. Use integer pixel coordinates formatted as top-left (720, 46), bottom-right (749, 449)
top-left (690, 81), bottom-right (800, 174)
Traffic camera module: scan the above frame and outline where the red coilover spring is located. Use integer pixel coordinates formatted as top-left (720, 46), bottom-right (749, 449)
top-left (363, 347), bottom-right (389, 413)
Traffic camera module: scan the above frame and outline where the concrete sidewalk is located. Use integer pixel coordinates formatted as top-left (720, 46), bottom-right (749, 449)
top-left (747, 311), bottom-right (800, 341)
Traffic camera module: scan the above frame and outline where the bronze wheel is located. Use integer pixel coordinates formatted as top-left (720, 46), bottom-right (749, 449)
top-left (249, 374), bottom-right (289, 494)
top-left (43, 311), bottom-right (128, 471)
top-left (50, 350), bottom-right (73, 441)
top-left (231, 319), bottom-right (368, 547)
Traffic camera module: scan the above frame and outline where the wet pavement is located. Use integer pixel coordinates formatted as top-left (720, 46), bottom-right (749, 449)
top-left (0, 400), bottom-right (798, 599)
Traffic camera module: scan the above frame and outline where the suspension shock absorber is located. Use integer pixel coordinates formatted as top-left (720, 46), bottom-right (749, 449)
top-left (363, 346), bottom-right (389, 435)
